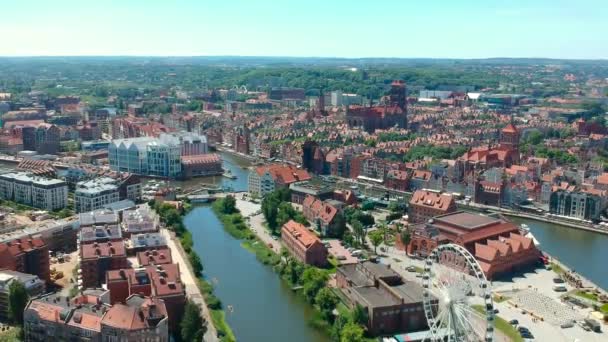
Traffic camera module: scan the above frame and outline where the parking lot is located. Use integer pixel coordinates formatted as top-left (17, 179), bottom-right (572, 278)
top-left (325, 239), bottom-right (358, 265)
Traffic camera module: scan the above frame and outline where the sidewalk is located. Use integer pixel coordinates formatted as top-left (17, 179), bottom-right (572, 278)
top-left (161, 227), bottom-right (219, 342)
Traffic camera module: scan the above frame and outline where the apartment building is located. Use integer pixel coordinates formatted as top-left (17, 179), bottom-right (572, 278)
top-left (408, 190), bottom-right (457, 224)
top-left (109, 137), bottom-right (181, 178)
top-left (106, 264), bottom-right (185, 331)
top-left (0, 270), bottom-right (45, 321)
top-left (248, 164), bottom-right (311, 197)
top-left (23, 293), bottom-right (168, 342)
top-left (122, 206), bottom-right (158, 237)
top-left (80, 240), bottom-right (128, 288)
top-left (0, 172), bottom-right (68, 210)
top-left (75, 177), bottom-right (120, 213)
top-left (0, 237), bottom-right (50, 282)
top-left (281, 220), bottom-right (327, 267)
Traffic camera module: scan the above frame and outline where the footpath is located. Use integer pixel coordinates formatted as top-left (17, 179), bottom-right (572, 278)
top-left (161, 227), bottom-right (219, 342)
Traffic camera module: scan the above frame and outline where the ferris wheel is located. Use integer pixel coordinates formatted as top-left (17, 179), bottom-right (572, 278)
top-left (421, 243), bottom-right (495, 342)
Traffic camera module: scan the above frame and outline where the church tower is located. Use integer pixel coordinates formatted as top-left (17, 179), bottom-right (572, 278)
top-left (500, 122), bottom-right (520, 150)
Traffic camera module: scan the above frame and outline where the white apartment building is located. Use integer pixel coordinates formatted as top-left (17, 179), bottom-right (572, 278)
top-left (108, 135), bottom-right (185, 178)
top-left (74, 177), bottom-right (120, 213)
top-left (0, 172), bottom-right (68, 210)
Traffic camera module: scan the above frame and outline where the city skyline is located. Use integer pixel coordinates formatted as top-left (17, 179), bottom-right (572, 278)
top-left (1, 0), bottom-right (606, 59)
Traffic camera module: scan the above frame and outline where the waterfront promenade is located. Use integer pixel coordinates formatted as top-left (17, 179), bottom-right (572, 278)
top-left (161, 226), bottom-right (219, 342)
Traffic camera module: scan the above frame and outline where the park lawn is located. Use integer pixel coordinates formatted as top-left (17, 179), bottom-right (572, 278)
top-left (473, 305), bottom-right (523, 342)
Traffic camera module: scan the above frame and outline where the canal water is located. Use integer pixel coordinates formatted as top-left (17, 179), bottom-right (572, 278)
top-left (510, 217), bottom-right (608, 290)
top-left (184, 206), bottom-right (330, 342)
top-left (168, 152), bottom-right (251, 192)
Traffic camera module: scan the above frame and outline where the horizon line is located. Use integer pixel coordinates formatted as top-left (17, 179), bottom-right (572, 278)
top-left (0, 55), bottom-right (606, 61)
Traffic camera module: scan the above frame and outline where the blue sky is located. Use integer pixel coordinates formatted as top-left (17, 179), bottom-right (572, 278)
top-left (1, 0), bottom-right (606, 59)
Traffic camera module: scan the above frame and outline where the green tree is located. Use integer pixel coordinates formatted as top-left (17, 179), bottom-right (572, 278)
top-left (180, 300), bottom-right (207, 342)
top-left (368, 230), bottom-right (383, 254)
top-left (301, 268), bottom-right (328, 303)
top-left (315, 288), bottom-right (339, 321)
top-left (330, 314), bottom-right (348, 342)
top-left (340, 322), bottom-right (365, 342)
top-left (401, 229), bottom-right (411, 247)
top-left (8, 281), bottom-right (28, 325)
top-left (328, 214), bottom-right (346, 239)
top-left (188, 252), bottom-right (203, 277)
top-left (219, 195), bottom-right (237, 214)
top-left (350, 304), bottom-right (369, 326)
top-left (352, 220), bottom-right (366, 247)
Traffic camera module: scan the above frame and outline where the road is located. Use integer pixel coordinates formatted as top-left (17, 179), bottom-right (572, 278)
top-left (161, 227), bottom-right (219, 342)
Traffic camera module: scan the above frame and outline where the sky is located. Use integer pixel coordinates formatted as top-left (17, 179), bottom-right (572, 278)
top-left (1, 0), bottom-right (606, 59)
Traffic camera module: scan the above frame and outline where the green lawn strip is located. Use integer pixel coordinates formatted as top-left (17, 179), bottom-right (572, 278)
top-left (196, 279), bottom-right (236, 342)
top-left (550, 262), bottom-right (564, 275)
top-left (493, 294), bottom-right (511, 303)
top-left (574, 290), bottom-right (598, 302)
top-left (473, 305), bottom-right (523, 342)
top-left (600, 303), bottom-right (608, 314)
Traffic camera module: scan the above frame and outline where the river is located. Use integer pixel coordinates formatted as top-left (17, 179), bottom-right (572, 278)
top-left (509, 217), bottom-right (608, 290)
top-left (184, 206), bottom-right (330, 342)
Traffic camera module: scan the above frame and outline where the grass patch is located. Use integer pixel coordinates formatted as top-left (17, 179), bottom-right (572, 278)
top-left (493, 294), bottom-right (511, 303)
top-left (473, 305), bottom-right (523, 342)
top-left (600, 303), bottom-right (608, 314)
top-left (197, 279), bottom-right (236, 342)
top-left (574, 290), bottom-right (598, 302)
top-left (210, 310), bottom-right (237, 342)
top-left (550, 262), bottom-right (565, 275)
top-left (242, 239), bottom-right (281, 266)
top-left (0, 326), bottom-right (21, 342)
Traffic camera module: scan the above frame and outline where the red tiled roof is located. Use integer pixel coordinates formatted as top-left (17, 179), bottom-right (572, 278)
top-left (0, 237), bottom-right (46, 257)
top-left (282, 220), bottom-right (320, 249)
top-left (81, 241), bottom-right (126, 260)
top-left (255, 164), bottom-right (311, 184)
top-left (303, 195), bottom-right (338, 225)
top-left (502, 123), bottom-right (518, 134)
top-left (410, 190), bottom-right (455, 211)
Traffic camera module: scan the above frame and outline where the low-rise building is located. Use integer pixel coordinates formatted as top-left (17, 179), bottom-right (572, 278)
top-left (79, 225), bottom-right (123, 243)
top-left (406, 211), bottom-right (541, 279)
top-left (408, 190), bottom-right (457, 224)
top-left (127, 233), bottom-right (167, 253)
top-left (336, 261), bottom-right (427, 336)
top-left (0, 236), bottom-right (50, 282)
top-left (74, 178), bottom-right (120, 213)
top-left (79, 209), bottom-right (120, 227)
top-left (0, 172), bottom-right (68, 211)
top-left (281, 220), bottom-right (327, 267)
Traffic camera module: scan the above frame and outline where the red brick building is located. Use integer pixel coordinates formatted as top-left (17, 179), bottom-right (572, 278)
top-left (406, 211), bottom-right (540, 279)
top-left (106, 263), bottom-right (186, 331)
top-left (408, 190), bottom-right (457, 224)
top-left (80, 240), bottom-right (128, 288)
top-left (385, 169), bottom-right (409, 191)
top-left (346, 80), bottom-right (408, 133)
top-left (180, 154), bottom-right (223, 179)
top-left (0, 237), bottom-right (50, 282)
top-left (302, 195), bottom-right (342, 237)
top-left (136, 247), bottom-right (173, 266)
top-left (281, 220), bottom-right (328, 267)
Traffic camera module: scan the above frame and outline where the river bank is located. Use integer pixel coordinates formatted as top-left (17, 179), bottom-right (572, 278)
top-left (151, 201), bottom-right (235, 342)
top-left (184, 204), bottom-right (331, 342)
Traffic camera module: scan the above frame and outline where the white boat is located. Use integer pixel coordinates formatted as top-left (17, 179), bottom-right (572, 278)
top-left (520, 224), bottom-right (540, 246)
top-left (222, 170), bottom-right (237, 179)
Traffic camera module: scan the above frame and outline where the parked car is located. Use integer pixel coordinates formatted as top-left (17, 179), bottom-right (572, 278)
top-left (553, 277), bottom-right (565, 284)
top-left (517, 326), bottom-right (529, 333)
top-left (584, 318), bottom-right (602, 332)
top-left (406, 266), bottom-right (417, 272)
top-left (560, 320), bottom-right (575, 329)
top-left (509, 319), bottom-right (519, 325)
top-left (552, 284), bottom-right (567, 292)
